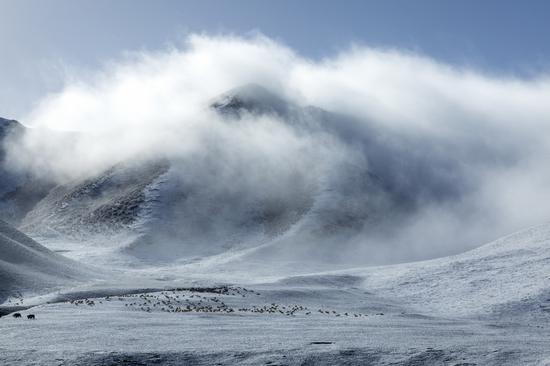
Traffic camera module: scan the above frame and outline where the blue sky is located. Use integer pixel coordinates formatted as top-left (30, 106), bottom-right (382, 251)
top-left (1, 0), bottom-right (550, 118)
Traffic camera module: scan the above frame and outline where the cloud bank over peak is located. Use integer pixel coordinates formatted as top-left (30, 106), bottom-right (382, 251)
top-left (6, 33), bottom-right (550, 262)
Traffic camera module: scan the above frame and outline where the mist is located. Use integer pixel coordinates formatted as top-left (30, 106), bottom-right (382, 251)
top-left (6, 33), bottom-right (550, 265)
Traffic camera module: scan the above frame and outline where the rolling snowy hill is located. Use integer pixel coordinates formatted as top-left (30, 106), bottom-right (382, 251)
top-left (1, 221), bottom-right (550, 365)
top-left (0, 220), bottom-right (90, 303)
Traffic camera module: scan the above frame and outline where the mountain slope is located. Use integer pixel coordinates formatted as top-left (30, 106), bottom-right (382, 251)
top-left (0, 118), bottom-right (52, 224)
top-left (0, 220), bottom-right (90, 302)
top-left (261, 222), bottom-right (550, 318)
top-left (2, 86), bottom-right (482, 266)
top-left (20, 159), bottom-right (170, 240)
top-left (1, 88), bottom-right (386, 264)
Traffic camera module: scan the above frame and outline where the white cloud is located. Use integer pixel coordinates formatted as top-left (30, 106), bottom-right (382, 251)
top-left (6, 34), bottom-right (550, 263)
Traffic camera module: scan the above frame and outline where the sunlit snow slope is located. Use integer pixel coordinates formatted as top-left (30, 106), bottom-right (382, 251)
top-left (270, 222), bottom-right (550, 318)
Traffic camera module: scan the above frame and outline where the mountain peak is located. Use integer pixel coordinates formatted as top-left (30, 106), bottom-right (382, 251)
top-left (0, 117), bottom-right (20, 127)
top-left (0, 117), bottom-right (23, 139)
top-left (211, 84), bottom-right (291, 117)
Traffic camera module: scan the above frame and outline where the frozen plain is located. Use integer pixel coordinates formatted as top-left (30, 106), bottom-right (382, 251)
top-left (2, 221), bottom-right (550, 365)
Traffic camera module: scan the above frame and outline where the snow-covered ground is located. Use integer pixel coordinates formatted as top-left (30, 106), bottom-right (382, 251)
top-left (3, 220), bottom-right (550, 365)
top-left (1, 286), bottom-right (548, 365)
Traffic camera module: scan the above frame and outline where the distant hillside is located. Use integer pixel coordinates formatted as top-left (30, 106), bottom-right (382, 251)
top-left (0, 117), bottom-right (52, 224)
top-left (0, 220), bottom-right (89, 302)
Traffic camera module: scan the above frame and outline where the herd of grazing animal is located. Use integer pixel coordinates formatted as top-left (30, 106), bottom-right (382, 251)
top-left (3, 285), bottom-right (380, 321)
top-left (73, 286), bottom-right (375, 319)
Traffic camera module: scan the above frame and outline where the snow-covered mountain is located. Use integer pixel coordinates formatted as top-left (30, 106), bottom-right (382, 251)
top-left (2, 87), bottom-right (550, 364)
top-left (0, 86), bottom-right (413, 265)
top-left (0, 85), bottom-right (519, 267)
